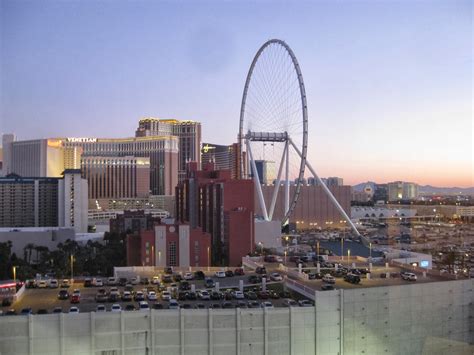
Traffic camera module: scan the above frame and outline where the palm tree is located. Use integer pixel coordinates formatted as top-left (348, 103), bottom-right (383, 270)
top-left (23, 243), bottom-right (35, 264)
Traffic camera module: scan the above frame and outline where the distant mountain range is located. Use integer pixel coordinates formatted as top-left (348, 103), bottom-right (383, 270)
top-left (352, 182), bottom-right (474, 195)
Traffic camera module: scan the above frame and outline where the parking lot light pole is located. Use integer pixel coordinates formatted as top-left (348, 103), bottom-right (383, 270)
top-left (12, 266), bottom-right (18, 286)
top-left (70, 254), bottom-right (74, 283)
top-left (151, 245), bottom-right (154, 266)
top-left (284, 250), bottom-right (287, 264)
top-left (207, 247), bottom-right (210, 271)
top-left (317, 241), bottom-right (320, 260)
top-left (369, 242), bottom-right (372, 260)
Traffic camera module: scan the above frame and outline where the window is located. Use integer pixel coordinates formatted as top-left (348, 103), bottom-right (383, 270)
top-left (168, 242), bottom-right (177, 266)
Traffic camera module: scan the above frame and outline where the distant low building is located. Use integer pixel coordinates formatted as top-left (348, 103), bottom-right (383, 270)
top-left (388, 181), bottom-right (418, 201)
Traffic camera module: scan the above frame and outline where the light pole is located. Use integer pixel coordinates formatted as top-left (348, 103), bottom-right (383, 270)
top-left (70, 254), bottom-right (74, 283)
top-left (207, 247), bottom-right (210, 271)
top-left (158, 250), bottom-right (162, 267)
top-left (341, 238), bottom-right (344, 262)
top-left (348, 249), bottom-right (351, 261)
top-left (151, 245), bottom-right (154, 266)
top-left (317, 241), bottom-right (320, 261)
top-left (369, 242), bottom-right (372, 261)
top-left (12, 266), bottom-right (18, 285)
top-left (284, 250), bottom-right (287, 264)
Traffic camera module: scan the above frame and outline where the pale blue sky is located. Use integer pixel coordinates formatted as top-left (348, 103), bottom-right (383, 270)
top-left (1, 0), bottom-right (472, 186)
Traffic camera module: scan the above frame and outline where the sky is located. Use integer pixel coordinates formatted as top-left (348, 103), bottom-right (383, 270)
top-left (0, 0), bottom-right (472, 187)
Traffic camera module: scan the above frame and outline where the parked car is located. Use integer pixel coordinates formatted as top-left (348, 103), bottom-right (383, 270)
top-left (153, 303), bottom-right (164, 310)
top-left (211, 291), bottom-right (222, 300)
top-left (125, 304), bottom-right (136, 311)
top-left (162, 275), bottom-right (172, 283)
top-left (258, 290), bottom-right (270, 299)
top-left (245, 291), bottom-right (258, 300)
top-left (83, 278), bottom-right (93, 287)
top-left (168, 299), bottom-right (179, 309)
top-left (308, 272), bottom-right (322, 280)
top-left (107, 277), bottom-right (118, 286)
top-left (260, 301), bottom-right (274, 309)
top-left (321, 284), bottom-right (334, 291)
top-left (95, 289), bottom-right (108, 302)
top-left (122, 291), bottom-right (132, 302)
top-left (198, 290), bottom-right (210, 300)
top-left (136, 301), bottom-right (148, 311)
top-left (152, 276), bottom-right (161, 284)
top-left (60, 279), bottom-right (70, 288)
top-left (225, 270), bottom-right (234, 277)
top-left (401, 272), bottom-right (417, 281)
top-left (58, 290), bottom-right (69, 300)
top-left (236, 301), bottom-right (248, 308)
top-left (205, 278), bottom-right (215, 288)
top-left (298, 299), bottom-right (313, 307)
top-left (186, 292), bottom-right (197, 301)
top-left (96, 305), bottom-right (106, 312)
top-left (93, 278), bottom-right (104, 287)
top-left (111, 304), bottom-right (122, 312)
top-left (194, 270), bottom-right (205, 280)
top-left (134, 291), bottom-right (145, 302)
top-left (52, 307), bottom-right (63, 314)
top-left (37, 309), bottom-right (48, 314)
top-left (179, 281), bottom-right (191, 291)
top-left (68, 307), bottom-right (80, 314)
top-left (183, 272), bottom-right (194, 280)
top-left (344, 274), bottom-right (361, 284)
top-left (147, 291), bottom-right (158, 301)
top-left (233, 291), bottom-right (245, 299)
top-left (248, 301), bottom-right (260, 308)
top-left (255, 267), bottom-right (267, 275)
top-left (282, 299), bottom-right (298, 307)
top-left (264, 255), bottom-right (277, 263)
top-left (173, 274), bottom-right (182, 282)
top-left (269, 272), bottom-right (283, 281)
top-left (70, 294), bottom-right (80, 304)
top-left (248, 275), bottom-right (261, 284)
top-left (20, 308), bottom-right (33, 315)
top-left (215, 271), bottom-right (226, 278)
top-left (164, 267), bottom-right (173, 275)
top-left (37, 280), bottom-right (48, 288)
top-left (234, 268), bottom-right (245, 276)
top-left (161, 291), bottom-right (171, 301)
top-left (322, 274), bottom-right (336, 284)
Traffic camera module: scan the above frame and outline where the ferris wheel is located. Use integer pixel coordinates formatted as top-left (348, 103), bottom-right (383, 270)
top-left (239, 39), bottom-right (360, 235)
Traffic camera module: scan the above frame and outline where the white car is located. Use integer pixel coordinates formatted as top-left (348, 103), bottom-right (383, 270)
top-left (107, 277), bottom-right (117, 285)
top-left (96, 305), bottom-right (106, 312)
top-left (152, 276), bottom-right (160, 284)
top-left (322, 274), bottom-right (336, 284)
top-left (401, 272), bottom-right (417, 281)
top-left (215, 271), bottom-right (226, 278)
top-left (111, 304), bottom-right (122, 312)
top-left (49, 279), bottom-right (59, 288)
top-left (139, 301), bottom-right (149, 311)
top-left (161, 291), bottom-right (171, 301)
top-left (130, 277), bottom-right (139, 285)
top-left (37, 280), bottom-right (48, 288)
top-left (94, 278), bottom-right (103, 287)
top-left (233, 291), bottom-right (245, 299)
top-left (298, 299), bottom-right (313, 307)
top-left (260, 301), bottom-right (274, 309)
top-left (109, 287), bottom-right (120, 296)
top-left (168, 299), bottom-right (179, 309)
top-left (270, 273), bottom-right (283, 281)
top-left (68, 307), bottom-right (80, 314)
top-left (60, 279), bottom-right (70, 288)
top-left (184, 272), bottom-right (194, 280)
top-left (147, 291), bottom-right (157, 301)
top-left (198, 290), bottom-right (210, 300)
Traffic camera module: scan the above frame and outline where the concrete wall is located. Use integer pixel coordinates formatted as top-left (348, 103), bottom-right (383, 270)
top-left (0, 279), bottom-right (472, 355)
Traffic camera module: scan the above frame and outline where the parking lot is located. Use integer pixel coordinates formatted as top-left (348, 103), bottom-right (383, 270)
top-left (2, 270), bottom-right (309, 315)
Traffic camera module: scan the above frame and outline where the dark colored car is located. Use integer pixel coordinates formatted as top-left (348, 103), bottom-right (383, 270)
top-left (153, 303), bottom-right (164, 310)
top-left (211, 291), bottom-right (222, 300)
top-left (194, 270), bottom-right (205, 280)
top-left (95, 289), bottom-right (108, 302)
top-left (248, 301), bottom-right (260, 308)
top-left (257, 291), bottom-right (270, 299)
top-left (181, 304), bottom-right (192, 309)
top-left (321, 284), bottom-right (334, 291)
top-left (5, 309), bottom-right (17, 316)
top-left (245, 291), bottom-right (258, 300)
top-left (225, 270), bottom-right (234, 277)
top-left (52, 307), bottom-right (62, 314)
top-left (248, 275), bottom-right (261, 284)
top-left (209, 303), bottom-right (221, 309)
top-left (186, 292), bottom-right (197, 300)
top-left (108, 293), bottom-right (120, 302)
top-left (234, 268), bottom-right (245, 276)
top-left (205, 278), bottom-right (215, 288)
top-left (70, 294), bottom-right (80, 304)
top-left (173, 274), bottom-right (182, 282)
top-left (20, 308), bottom-right (33, 315)
top-left (255, 267), bottom-right (267, 275)
top-left (195, 303), bottom-right (206, 309)
top-left (119, 278), bottom-right (128, 286)
top-left (58, 290), bottom-right (69, 300)
top-left (164, 267), bottom-right (173, 275)
top-left (2, 298), bottom-right (12, 307)
top-left (25, 280), bottom-right (36, 289)
top-left (264, 255), bottom-right (277, 263)
top-left (140, 277), bottom-right (150, 285)
top-left (179, 281), bottom-right (191, 291)
top-left (37, 309), bottom-right (48, 314)
top-left (279, 290), bottom-right (291, 298)
top-left (178, 292), bottom-right (187, 301)
top-left (222, 302), bottom-right (233, 309)
top-left (269, 290), bottom-right (280, 299)
top-left (344, 274), bottom-right (361, 284)
top-left (236, 301), bottom-right (248, 308)
top-left (224, 291), bottom-right (233, 300)
top-left (125, 304), bottom-right (136, 311)
top-left (162, 275), bottom-right (172, 283)
top-left (84, 278), bottom-right (93, 287)
top-left (121, 292), bottom-right (132, 302)
top-left (308, 272), bottom-right (322, 280)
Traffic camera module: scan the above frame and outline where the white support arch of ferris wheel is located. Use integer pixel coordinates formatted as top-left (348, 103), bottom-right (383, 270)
top-left (288, 138), bottom-right (361, 236)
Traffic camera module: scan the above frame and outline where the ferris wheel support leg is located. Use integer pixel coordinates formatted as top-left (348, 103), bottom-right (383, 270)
top-left (268, 141), bottom-right (288, 220)
top-left (246, 140), bottom-right (269, 221)
top-left (284, 139), bottom-right (290, 216)
top-left (288, 139), bottom-right (361, 236)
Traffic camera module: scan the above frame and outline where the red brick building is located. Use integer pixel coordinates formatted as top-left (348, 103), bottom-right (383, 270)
top-left (126, 223), bottom-right (211, 267)
top-left (175, 162), bottom-right (255, 266)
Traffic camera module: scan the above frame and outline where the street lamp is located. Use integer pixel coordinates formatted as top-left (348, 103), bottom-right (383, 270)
top-left (12, 266), bottom-right (18, 285)
top-left (317, 241), bottom-right (320, 261)
top-left (348, 249), bottom-right (351, 260)
top-left (284, 250), bottom-right (287, 264)
top-left (151, 245), bottom-right (154, 266)
top-left (341, 238), bottom-right (344, 262)
top-left (70, 254), bottom-right (74, 283)
top-left (369, 242), bottom-right (372, 260)
top-left (207, 247), bottom-right (210, 271)
top-left (158, 250), bottom-right (162, 267)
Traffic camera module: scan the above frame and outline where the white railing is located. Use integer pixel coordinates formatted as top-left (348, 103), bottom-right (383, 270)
top-left (284, 277), bottom-right (315, 300)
